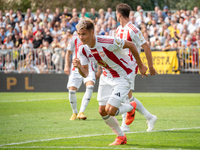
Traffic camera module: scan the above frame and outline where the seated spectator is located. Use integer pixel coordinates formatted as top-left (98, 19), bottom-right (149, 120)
top-left (21, 37), bottom-right (33, 59)
top-left (0, 28), bottom-right (6, 42)
top-left (51, 37), bottom-right (62, 49)
top-left (98, 8), bottom-right (105, 19)
top-left (162, 39), bottom-right (171, 51)
top-left (13, 33), bottom-right (22, 49)
top-left (33, 32), bottom-right (43, 49)
top-left (4, 53), bottom-right (15, 73)
top-left (188, 18), bottom-right (197, 34)
top-left (51, 25), bottom-right (62, 40)
top-left (4, 33), bottom-right (14, 49)
top-left (135, 9), bottom-right (146, 28)
top-left (43, 29), bottom-right (53, 44)
top-left (155, 39), bottom-right (162, 50)
top-left (20, 57), bottom-right (36, 73)
top-left (0, 54), bottom-right (4, 70)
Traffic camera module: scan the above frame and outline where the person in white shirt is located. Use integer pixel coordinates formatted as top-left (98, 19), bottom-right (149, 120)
top-left (177, 17), bottom-right (184, 34)
top-left (116, 3), bottom-right (158, 132)
top-left (187, 18), bottom-right (197, 34)
top-left (73, 18), bottom-right (148, 146)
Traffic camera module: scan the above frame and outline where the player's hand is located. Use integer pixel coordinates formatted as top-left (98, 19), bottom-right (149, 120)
top-left (72, 58), bottom-right (81, 68)
top-left (138, 64), bottom-right (148, 78)
top-left (149, 66), bottom-right (158, 76)
top-left (64, 66), bottom-right (70, 75)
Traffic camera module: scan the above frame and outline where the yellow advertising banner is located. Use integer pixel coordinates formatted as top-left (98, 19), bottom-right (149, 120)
top-left (140, 51), bottom-right (179, 74)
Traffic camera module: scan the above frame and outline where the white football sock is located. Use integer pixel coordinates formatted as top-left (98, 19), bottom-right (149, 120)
top-left (115, 103), bottom-right (133, 116)
top-left (79, 85), bottom-right (94, 112)
top-left (69, 90), bottom-right (78, 114)
top-left (121, 96), bottom-right (130, 127)
top-left (130, 96), bottom-right (152, 120)
top-left (102, 115), bottom-right (124, 136)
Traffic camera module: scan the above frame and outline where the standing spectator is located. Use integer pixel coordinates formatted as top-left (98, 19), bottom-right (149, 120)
top-left (153, 6), bottom-right (160, 23)
top-left (162, 6), bottom-right (169, 20)
top-left (46, 9), bottom-right (54, 21)
top-left (52, 47), bottom-right (62, 73)
top-left (25, 8), bottom-right (34, 19)
top-left (43, 29), bottom-right (53, 44)
top-left (105, 8), bottom-right (115, 21)
top-left (54, 7), bottom-right (62, 22)
top-left (134, 5), bottom-right (142, 18)
top-left (193, 7), bottom-right (200, 19)
top-left (181, 33), bottom-right (188, 47)
top-left (89, 8), bottom-right (98, 22)
top-left (79, 8), bottom-right (89, 18)
top-left (62, 8), bottom-right (72, 20)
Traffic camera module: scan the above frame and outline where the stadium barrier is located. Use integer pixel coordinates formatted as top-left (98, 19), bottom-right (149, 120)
top-left (0, 74), bottom-right (200, 93)
top-left (0, 48), bottom-right (199, 74)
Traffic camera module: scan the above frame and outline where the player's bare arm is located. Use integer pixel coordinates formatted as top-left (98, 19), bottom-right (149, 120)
top-left (141, 43), bottom-right (158, 76)
top-left (95, 65), bottom-right (102, 80)
top-left (64, 50), bottom-right (72, 75)
top-left (72, 57), bottom-right (89, 78)
top-left (123, 40), bottom-right (148, 77)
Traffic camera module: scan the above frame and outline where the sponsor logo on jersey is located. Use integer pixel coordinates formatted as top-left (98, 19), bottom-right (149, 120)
top-left (100, 52), bottom-right (105, 57)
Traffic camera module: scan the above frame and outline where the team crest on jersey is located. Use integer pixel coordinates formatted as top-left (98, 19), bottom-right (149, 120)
top-left (115, 38), bottom-right (123, 48)
top-left (100, 52), bottom-right (105, 57)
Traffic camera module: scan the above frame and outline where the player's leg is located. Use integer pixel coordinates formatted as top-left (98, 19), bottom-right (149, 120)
top-left (97, 76), bottom-right (127, 145)
top-left (67, 74), bottom-right (82, 120)
top-left (77, 72), bottom-right (95, 120)
top-left (122, 74), bottom-right (157, 131)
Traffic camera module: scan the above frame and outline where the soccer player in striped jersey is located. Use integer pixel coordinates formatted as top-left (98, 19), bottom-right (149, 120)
top-left (116, 3), bottom-right (158, 132)
top-left (64, 32), bottom-right (101, 121)
top-left (72, 18), bottom-right (148, 145)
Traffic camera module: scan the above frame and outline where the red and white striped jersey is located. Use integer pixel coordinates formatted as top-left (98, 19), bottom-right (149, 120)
top-left (67, 35), bottom-right (94, 73)
top-left (78, 36), bottom-right (137, 78)
top-left (116, 21), bottom-right (146, 62)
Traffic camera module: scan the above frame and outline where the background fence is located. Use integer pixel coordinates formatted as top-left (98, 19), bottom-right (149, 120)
top-left (0, 47), bottom-right (199, 74)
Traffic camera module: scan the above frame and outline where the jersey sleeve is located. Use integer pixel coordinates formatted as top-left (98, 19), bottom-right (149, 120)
top-left (67, 36), bottom-right (75, 52)
top-left (129, 25), bottom-right (146, 46)
top-left (107, 37), bottom-right (125, 51)
top-left (78, 46), bottom-right (89, 66)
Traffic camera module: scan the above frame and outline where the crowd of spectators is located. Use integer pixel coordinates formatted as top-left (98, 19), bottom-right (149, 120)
top-left (0, 5), bottom-right (200, 73)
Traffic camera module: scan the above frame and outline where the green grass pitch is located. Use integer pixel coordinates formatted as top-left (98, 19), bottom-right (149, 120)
top-left (0, 92), bottom-right (200, 149)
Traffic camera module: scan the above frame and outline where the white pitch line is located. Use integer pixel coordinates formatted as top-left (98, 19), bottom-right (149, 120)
top-left (0, 146), bottom-right (189, 150)
top-left (0, 127), bottom-right (199, 147)
top-left (1, 94), bottom-right (200, 103)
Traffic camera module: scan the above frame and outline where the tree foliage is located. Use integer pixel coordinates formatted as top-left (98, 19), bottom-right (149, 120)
top-left (0, 0), bottom-right (199, 13)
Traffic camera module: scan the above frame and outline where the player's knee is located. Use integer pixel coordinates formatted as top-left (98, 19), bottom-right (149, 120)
top-left (99, 106), bottom-right (107, 116)
top-left (105, 106), bottom-right (115, 116)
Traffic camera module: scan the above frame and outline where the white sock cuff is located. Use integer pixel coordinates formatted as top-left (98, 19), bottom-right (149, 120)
top-left (102, 115), bottom-right (110, 120)
top-left (69, 90), bottom-right (76, 94)
top-left (86, 85), bottom-right (94, 89)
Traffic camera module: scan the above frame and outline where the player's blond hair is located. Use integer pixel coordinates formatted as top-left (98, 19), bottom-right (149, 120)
top-left (76, 18), bottom-right (94, 31)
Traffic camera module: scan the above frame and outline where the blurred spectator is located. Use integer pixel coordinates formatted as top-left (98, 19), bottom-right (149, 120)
top-left (188, 18), bottom-right (197, 34)
top-left (79, 8), bottom-right (89, 18)
top-left (89, 8), bottom-right (98, 22)
top-left (25, 8), bottom-right (34, 19)
top-left (52, 47), bottom-right (62, 73)
top-left (33, 32), bottom-right (43, 49)
top-left (69, 16), bottom-right (79, 33)
top-left (135, 9), bottom-right (146, 27)
top-left (4, 33), bottom-right (14, 49)
top-left (192, 43), bottom-right (199, 69)
top-left (162, 39), bottom-right (171, 51)
top-left (0, 16), bottom-right (6, 28)
top-left (62, 8), bottom-right (72, 20)
top-left (21, 37), bottom-right (33, 59)
top-left (153, 6), bottom-right (160, 23)
top-left (177, 17), bottom-right (184, 34)
top-left (0, 54), bottom-right (4, 70)
top-left (13, 33), bottom-right (22, 49)
top-left (4, 53), bottom-right (15, 73)
top-left (105, 8), bottom-right (115, 21)
top-left (51, 37), bottom-right (62, 49)
top-left (98, 8), bottom-right (105, 19)
top-left (162, 6), bottom-right (169, 20)
top-left (54, 7), bottom-right (62, 22)
top-left (0, 28), bottom-right (6, 42)
top-left (134, 5), bottom-right (142, 18)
